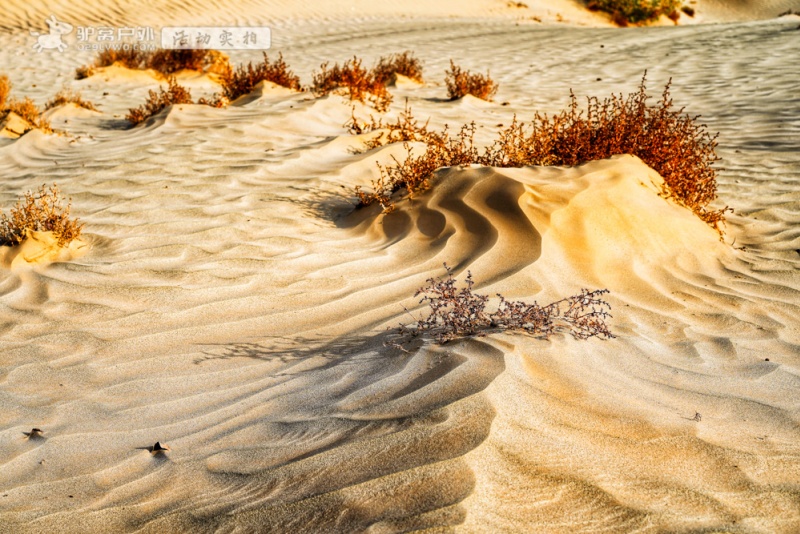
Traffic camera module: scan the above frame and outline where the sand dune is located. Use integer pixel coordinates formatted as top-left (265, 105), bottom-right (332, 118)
top-left (1, 1), bottom-right (799, 532)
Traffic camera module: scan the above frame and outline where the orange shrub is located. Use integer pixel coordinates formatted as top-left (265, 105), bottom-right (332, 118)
top-left (126, 76), bottom-right (193, 124)
top-left (311, 56), bottom-right (392, 111)
top-left (219, 52), bottom-right (301, 101)
top-left (372, 51), bottom-right (424, 85)
top-left (444, 60), bottom-right (498, 101)
top-left (0, 184), bottom-right (83, 247)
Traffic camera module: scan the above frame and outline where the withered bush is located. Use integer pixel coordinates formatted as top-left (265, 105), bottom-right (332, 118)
top-left (0, 75), bottom-right (52, 134)
top-left (0, 184), bottom-right (83, 247)
top-left (372, 51), bottom-right (424, 85)
top-left (586, 0), bottom-right (681, 25)
top-left (44, 89), bottom-right (98, 111)
top-left (355, 121), bottom-right (476, 212)
top-left (444, 60), bottom-right (498, 101)
top-left (311, 56), bottom-right (392, 111)
top-left (481, 74), bottom-right (728, 230)
top-left (76, 48), bottom-right (230, 79)
top-left (354, 74), bottom-right (729, 233)
top-left (0, 75), bottom-right (10, 110)
top-left (218, 52), bottom-right (301, 101)
top-left (347, 101), bottom-right (435, 152)
top-left (395, 264), bottom-right (613, 344)
top-left (126, 76), bottom-right (193, 124)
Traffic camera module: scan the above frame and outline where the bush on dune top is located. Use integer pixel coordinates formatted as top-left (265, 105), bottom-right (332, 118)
top-left (586, 0), bottom-right (682, 25)
top-left (353, 74), bottom-right (729, 234)
top-left (311, 56), bottom-right (393, 112)
top-left (126, 76), bottom-right (193, 124)
top-left (76, 48), bottom-right (231, 79)
top-left (212, 52), bottom-right (302, 104)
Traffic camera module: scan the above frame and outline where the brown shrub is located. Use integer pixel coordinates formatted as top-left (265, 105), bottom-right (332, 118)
top-left (444, 60), bottom-right (498, 101)
top-left (76, 48), bottom-right (231, 79)
top-left (393, 264), bottom-right (613, 345)
top-left (347, 101), bottom-right (436, 152)
top-left (372, 51), bottom-right (424, 85)
top-left (354, 74), bottom-right (730, 233)
top-left (0, 74), bottom-right (10, 110)
top-left (311, 56), bottom-right (392, 112)
top-left (44, 88), bottom-right (98, 111)
top-left (5, 97), bottom-right (52, 133)
top-left (126, 76), bottom-right (193, 124)
top-left (482, 74), bottom-right (729, 231)
top-left (586, 0), bottom-right (681, 26)
top-left (0, 184), bottom-right (83, 247)
top-left (218, 52), bottom-right (301, 101)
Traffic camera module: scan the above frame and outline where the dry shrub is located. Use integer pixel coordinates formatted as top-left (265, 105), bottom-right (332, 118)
top-left (347, 101), bottom-right (434, 152)
top-left (44, 88), bottom-right (98, 111)
top-left (76, 48), bottom-right (231, 79)
top-left (126, 76), bottom-right (193, 124)
top-left (354, 74), bottom-right (729, 233)
top-left (355, 121), bottom-right (476, 212)
top-left (311, 56), bottom-right (392, 111)
top-left (586, 0), bottom-right (681, 25)
top-left (5, 98), bottom-right (53, 133)
top-left (218, 52), bottom-right (301, 101)
top-left (0, 74), bottom-right (10, 110)
top-left (394, 264), bottom-right (613, 344)
top-left (482, 74), bottom-right (729, 231)
top-left (444, 60), bottom-right (498, 101)
top-left (0, 184), bottom-right (83, 247)
top-left (372, 51), bottom-right (424, 85)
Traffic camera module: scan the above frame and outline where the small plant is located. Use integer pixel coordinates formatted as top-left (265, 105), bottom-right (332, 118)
top-left (347, 101), bottom-right (435, 152)
top-left (0, 184), bottom-right (84, 247)
top-left (586, 0), bottom-right (681, 26)
top-left (0, 75), bottom-right (52, 134)
top-left (217, 52), bottom-right (302, 101)
top-left (311, 56), bottom-right (392, 111)
top-left (372, 51), bottom-right (424, 85)
top-left (126, 76), bottom-right (193, 124)
top-left (44, 88), bottom-right (98, 111)
top-left (444, 60), bottom-right (498, 101)
top-left (0, 74), bottom-right (10, 110)
top-left (395, 265), bottom-right (614, 344)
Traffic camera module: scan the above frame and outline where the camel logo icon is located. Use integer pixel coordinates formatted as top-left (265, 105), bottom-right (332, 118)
top-left (30, 15), bottom-right (73, 53)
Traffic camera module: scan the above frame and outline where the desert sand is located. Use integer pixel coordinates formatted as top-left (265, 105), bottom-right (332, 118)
top-left (1, 0), bottom-right (799, 532)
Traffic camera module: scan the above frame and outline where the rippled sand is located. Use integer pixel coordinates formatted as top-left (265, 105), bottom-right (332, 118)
top-left (1, 1), bottom-right (799, 532)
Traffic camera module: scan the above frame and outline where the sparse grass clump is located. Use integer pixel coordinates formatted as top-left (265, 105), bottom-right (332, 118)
top-left (394, 265), bottom-right (613, 344)
top-left (372, 51), bottom-right (424, 85)
top-left (311, 56), bottom-right (393, 111)
top-left (126, 76), bottom-right (193, 124)
top-left (0, 184), bottom-right (83, 247)
top-left (586, 0), bottom-right (681, 25)
top-left (44, 89), bottom-right (97, 111)
top-left (444, 60), bottom-right (498, 101)
top-left (217, 52), bottom-right (302, 101)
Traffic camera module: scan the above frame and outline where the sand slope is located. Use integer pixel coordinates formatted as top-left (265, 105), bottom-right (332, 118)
top-left (1, 3), bottom-right (799, 533)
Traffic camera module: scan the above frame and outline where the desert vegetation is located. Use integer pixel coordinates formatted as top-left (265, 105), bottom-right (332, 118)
top-left (126, 76), bottom-right (193, 124)
top-left (311, 56), bottom-right (393, 112)
top-left (44, 88), bottom-right (98, 111)
top-left (444, 60), bottom-right (498, 101)
top-left (394, 264), bottom-right (613, 344)
top-left (586, 0), bottom-right (682, 26)
top-left (372, 51), bottom-right (424, 85)
top-left (209, 52), bottom-right (302, 105)
top-left (76, 48), bottom-right (231, 80)
top-left (0, 74), bottom-right (52, 134)
top-left (0, 184), bottom-right (84, 247)
top-left (353, 75), bottom-right (729, 233)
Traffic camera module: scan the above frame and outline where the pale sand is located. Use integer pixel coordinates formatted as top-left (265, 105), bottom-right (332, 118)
top-left (1, 1), bottom-right (799, 532)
